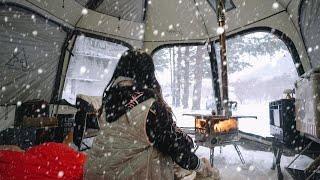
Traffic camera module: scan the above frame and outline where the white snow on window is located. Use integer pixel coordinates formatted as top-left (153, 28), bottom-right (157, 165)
top-left (62, 36), bottom-right (128, 104)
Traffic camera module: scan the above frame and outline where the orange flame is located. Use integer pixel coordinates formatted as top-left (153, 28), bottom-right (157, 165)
top-left (196, 119), bottom-right (207, 129)
top-left (213, 118), bottom-right (237, 133)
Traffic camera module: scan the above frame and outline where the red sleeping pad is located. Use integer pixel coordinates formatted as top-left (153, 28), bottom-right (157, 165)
top-left (0, 143), bottom-right (86, 180)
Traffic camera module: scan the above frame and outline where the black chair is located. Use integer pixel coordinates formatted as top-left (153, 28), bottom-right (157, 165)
top-left (73, 95), bottom-right (101, 151)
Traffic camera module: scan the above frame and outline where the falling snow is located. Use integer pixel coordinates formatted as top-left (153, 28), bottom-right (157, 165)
top-left (32, 30), bottom-right (38, 36)
top-left (57, 171), bottom-right (64, 178)
top-left (81, 8), bottom-right (88, 15)
top-left (216, 27), bottom-right (225, 35)
top-left (272, 2), bottom-right (279, 9)
top-left (0, 1), bottom-right (319, 180)
top-left (38, 68), bottom-right (43, 74)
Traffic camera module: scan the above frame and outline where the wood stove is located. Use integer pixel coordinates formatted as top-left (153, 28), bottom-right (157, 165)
top-left (194, 115), bottom-right (239, 147)
top-left (184, 114), bottom-right (256, 165)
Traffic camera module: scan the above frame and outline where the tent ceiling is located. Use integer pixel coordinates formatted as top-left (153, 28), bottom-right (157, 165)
top-left (143, 0), bottom-right (286, 42)
top-left (5, 0), bottom-right (311, 70)
top-left (277, 0), bottom-right (292, 8)
top-left (1, 0), bottom-right (315, 105)
top-left (207, 0), bottom-right (235, 12)
top-left (75, 0), bottom-right (146, 22)
top-left (24, 0), bottom-right (288, 43)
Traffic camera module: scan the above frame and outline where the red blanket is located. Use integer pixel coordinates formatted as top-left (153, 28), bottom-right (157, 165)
top-left (0, 143), bottom-right (86, 180)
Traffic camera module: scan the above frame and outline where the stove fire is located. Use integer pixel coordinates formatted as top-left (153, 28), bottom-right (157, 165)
top-left (195, 117), bottom-right (238, 134)
top-left (194, 116), bottom-right (240, 146)
top-left (213, 118), bottom-right (237, 133)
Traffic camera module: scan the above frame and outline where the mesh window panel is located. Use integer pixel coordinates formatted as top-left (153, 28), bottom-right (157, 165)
top-left (0, 5), bottom-right (67, 105)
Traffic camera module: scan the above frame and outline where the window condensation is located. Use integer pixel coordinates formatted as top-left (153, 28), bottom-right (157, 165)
top-left (62, 36), bottom-right (128, 104)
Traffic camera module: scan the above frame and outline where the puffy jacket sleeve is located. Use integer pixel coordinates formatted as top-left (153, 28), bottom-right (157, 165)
top-left (146, 101), bottom-right (200, 170)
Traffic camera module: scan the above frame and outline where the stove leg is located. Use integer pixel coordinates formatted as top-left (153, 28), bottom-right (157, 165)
top-left (210, 147), bottom-right (214, 167)
top-left (271, 143), bottom-right (283, 180)
top-left (271, 143), bottom-right (277, 170)
top-left (276, 148), bottom-right (283, 180)
top-left (233, 144), bottom-right (245, 165)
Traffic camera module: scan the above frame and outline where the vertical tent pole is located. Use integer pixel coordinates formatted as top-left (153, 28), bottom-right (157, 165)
top-left (216, 0), bottom-right (229, 116)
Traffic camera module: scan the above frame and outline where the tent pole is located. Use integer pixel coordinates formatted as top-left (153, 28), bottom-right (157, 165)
top-left (216, 0), bottom-right (229, 116)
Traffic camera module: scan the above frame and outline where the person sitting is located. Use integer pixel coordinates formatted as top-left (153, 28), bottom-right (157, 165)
top-left (85, 50), bottom-right (219, 179)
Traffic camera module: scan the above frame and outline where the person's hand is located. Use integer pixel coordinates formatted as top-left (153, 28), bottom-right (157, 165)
top-left (196, 158), bottom-right (220, 179)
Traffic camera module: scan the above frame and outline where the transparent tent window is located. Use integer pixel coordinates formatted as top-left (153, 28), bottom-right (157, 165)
top-left (153, 32), bottom-right (298, 137)
top-left (61, 36), bottom-right (128, 104)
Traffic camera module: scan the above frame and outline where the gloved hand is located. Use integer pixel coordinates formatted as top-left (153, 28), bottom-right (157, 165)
top-left (195, 158), bottom-right (220, 179)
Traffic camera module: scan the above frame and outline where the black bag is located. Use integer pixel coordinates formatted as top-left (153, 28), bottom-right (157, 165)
top-left (14, 100), bottom-right (49, 127)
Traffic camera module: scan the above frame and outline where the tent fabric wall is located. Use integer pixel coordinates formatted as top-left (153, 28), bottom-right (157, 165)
top-left (0, 0), bottom-right (315, 105)
top-left (0, 105), bottom-right (15, 131)
top-left (299, 0), bottom-right (320, 68)
top-left (21, 0), bottom-right (310, 73)
top-left (0, 5), bottom-right (67, 105)
top-left (25, 0), bottom-right (144, 48)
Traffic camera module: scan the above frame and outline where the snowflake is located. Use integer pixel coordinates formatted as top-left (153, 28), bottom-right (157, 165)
top-left (80, 66), bottom-right (86, 74)
top-left (153, 30), bottom-right (159, 36)
top-left (57, 171), bottom-right (64, 178)
top-left (81, 8), bottom-right (88, 15)
top-left (236, 166), bottom-right (242, 172)
top-left (38, 68), bottom-right (43, 74)
top-left (249, 165), bottom-right (255, 171)
top-left (216, 27), bottom-right (224, 35)
top-left (32, 30), bottom-right (38, 36)
top-left (272, 2), bottom-right (279, 9)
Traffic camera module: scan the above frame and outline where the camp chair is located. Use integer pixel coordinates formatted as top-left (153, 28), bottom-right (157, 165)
top-left (73, 94), bottom-right (102, 151)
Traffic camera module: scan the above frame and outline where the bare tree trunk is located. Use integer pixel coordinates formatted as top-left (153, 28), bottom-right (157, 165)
top-left (169, 48), bottom-right (173, 105)
top-left (192, 46), bottom-right (204, 110)
top-left (172, 47), bottom-right (176, 106)
top-left (182, 47), bottom-right (190, 109)
top-left (176, 47), bottom-right (182, 107)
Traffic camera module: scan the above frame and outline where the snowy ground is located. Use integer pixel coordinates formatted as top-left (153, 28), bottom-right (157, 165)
top-left (80, 105), bottom-right (315, 180)
top-left (195, 144), bottom-right (313, 180)
top-left (171, 107), bottom-right (315, 180)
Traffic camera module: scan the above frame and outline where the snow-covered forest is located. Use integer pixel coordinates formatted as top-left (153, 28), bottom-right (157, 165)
top-left (154, 32), bottom-right (298, 137)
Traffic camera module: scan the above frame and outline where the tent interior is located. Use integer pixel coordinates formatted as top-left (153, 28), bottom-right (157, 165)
top-left (0, 0), bottom-right (320, 179)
